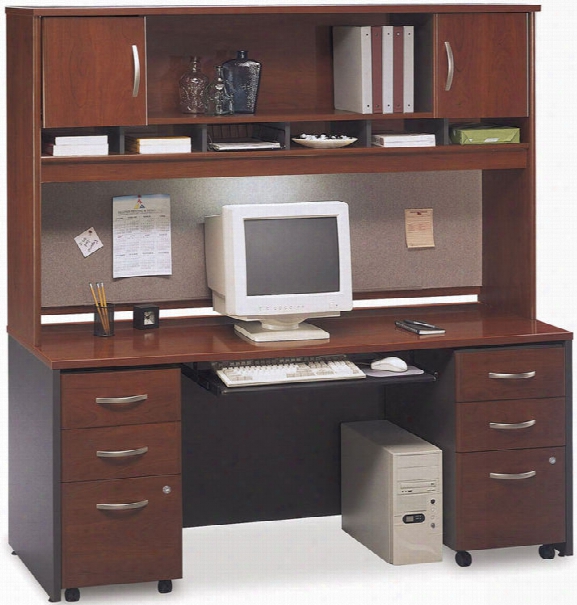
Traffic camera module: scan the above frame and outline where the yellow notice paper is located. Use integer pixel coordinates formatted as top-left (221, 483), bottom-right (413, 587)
top-left (405, 208), bottom-right (435, 249)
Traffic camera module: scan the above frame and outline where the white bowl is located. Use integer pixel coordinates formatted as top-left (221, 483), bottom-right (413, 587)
top-left (292, 136), bottom-right (357, 149)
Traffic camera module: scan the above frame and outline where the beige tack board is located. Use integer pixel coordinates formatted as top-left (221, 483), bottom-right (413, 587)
top-left (41, 171), bottom-right (482, 309)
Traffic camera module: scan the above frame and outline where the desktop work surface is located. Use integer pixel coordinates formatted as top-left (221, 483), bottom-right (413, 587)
top-left (7, 306), bottom-right (574, 601)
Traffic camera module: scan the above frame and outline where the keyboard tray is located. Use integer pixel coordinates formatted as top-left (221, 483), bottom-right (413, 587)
top-left (183, 363), bottom-right (436, 397)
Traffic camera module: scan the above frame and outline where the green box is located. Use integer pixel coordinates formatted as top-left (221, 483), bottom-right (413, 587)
top-left (450, 124), bottom-right (520, 145)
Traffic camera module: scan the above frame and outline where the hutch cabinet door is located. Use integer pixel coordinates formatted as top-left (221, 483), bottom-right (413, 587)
top-left (42, 17), bottom-right (147, 128)
top-left (435, 13), bottom-right (528, 118)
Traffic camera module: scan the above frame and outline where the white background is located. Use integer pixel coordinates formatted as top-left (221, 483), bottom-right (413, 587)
top-left (0, 1), bottom-right (575, 603)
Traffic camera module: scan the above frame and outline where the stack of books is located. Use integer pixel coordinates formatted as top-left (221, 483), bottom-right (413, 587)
top-left (125, 135), bottom-right (192, 154)
top-left (42, 133), bottom-right (109, 156)
top-left (333, 24), bottom-right (414, 114)
top-left (372, 132), bottom-right (436, 148)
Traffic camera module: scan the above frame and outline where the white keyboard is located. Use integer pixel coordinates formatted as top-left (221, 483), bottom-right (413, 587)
top-left (214, 356), bottom-right (366, 388)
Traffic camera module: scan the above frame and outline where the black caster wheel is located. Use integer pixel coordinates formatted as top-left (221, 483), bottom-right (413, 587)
top-left (539, 544), bottom-right (556, 559)
top-left (64, 588), bottom-right (80, 602)
top-left (455, 550), bottom-right (472, 567)
top-left (158, 580), bottom-right (173, 594)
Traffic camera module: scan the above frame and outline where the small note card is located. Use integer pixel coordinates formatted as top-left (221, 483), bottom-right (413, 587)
top-left (75, 227), bottom-right (103, 257)
top-left (405, 208), bottom-right (435, 249)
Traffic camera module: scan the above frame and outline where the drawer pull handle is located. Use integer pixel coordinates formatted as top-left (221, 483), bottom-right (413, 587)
top-left (95, 394), bottom-right (148, 405)
top-left (489, 471), bottom-right (536, 481)
top-left (96, 446), bottom-right (149, 458)
top-left (488, 371), bottom-right (536, 380)
top-left (97, 499), bottom-right (149, 511)
top-left (489, 420), bottom-right (536, 430)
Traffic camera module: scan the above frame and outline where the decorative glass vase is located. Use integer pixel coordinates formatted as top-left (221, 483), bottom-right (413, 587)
top-left (222, 50), bottom-right (262, 114)
top-left (205, 65), bottom-right (235, 116)
top-left (178, 56), bottom-right (209, 114)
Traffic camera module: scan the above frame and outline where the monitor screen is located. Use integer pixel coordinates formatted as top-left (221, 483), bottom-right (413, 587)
top-left (204, 200), bottom-right (352, 341)
top-left (244, 217), bottom-right (340, 296)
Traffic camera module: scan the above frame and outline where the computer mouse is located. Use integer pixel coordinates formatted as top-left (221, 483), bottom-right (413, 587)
top-left (370, 356), bottom-right (408, 372)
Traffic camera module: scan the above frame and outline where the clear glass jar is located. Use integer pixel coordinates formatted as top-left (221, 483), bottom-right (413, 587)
top-left (178, 56), bottom-right (209, 114)
top-left (205, 65), bottom-right (235, 116)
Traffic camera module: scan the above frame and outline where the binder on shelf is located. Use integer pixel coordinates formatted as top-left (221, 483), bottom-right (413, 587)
top-left (382, 26), bottom-right (394, 113)
top-left (391, 26), bottom-right (414, 113)
top-left (371, 26), bottom-right (383, 113)
top-left (333, 25), bottom-right (373, 114)
top-left (403, 25), bottom-right (414, 113)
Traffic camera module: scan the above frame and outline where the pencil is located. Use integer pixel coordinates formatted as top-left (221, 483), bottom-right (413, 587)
top-left (89, 282), bottom-right (107, 333)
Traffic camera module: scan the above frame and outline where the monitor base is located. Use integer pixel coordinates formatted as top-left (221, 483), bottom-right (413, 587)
top-left (234, 320), bottom-right (330, 342)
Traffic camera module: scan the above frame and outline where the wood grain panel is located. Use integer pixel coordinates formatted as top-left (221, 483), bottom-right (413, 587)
top-left (62, 475), bottom-right (182, 588)
top-left (36, 307), bottom-right (572, 370)
top-left (62, 422), bottom-right (181, 482)
top-left (61, 368), bottom-right (181, 428)
top-left (455, 346), bottom-right (565, 402)
top-left (6, 13), bottom-right (42, 347)
top-left (454, 448), bottom-right (565, 550)
top-left (42, 17), bottom-right (147, 128)
top-left (456, 398), bottom-right (566, 452)
top-left (436, 13), bottom-right (528, 117)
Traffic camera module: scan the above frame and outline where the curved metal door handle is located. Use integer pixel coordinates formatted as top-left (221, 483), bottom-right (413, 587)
top-left (489, 471), bottom-right (536, 480)
top-left (132, 44), bottom-right (141, 97)
top-left (488, 371), bottom-right (536, 380)
top-left (95, 394), bottom-right (148, 405)
top-left (444, 41), bottom-right (454, 91)
top-left (96, 446), bottom-right (149, 458)
top-left (489, 420), bottom-right (536, 430)
top-left (97, 499), bottom-right (149, 511)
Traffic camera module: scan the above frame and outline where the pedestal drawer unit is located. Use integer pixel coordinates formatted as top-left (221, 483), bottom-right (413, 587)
top-left (451, 346), bottom-right (567, 557)
top-left (60, 367), bottom-right (182, 593)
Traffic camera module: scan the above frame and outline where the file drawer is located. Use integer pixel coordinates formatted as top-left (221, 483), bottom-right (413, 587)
top-left (62, 422), bottom-right (181, 482)
top-left (454, 447), bottom-right (566, 551)
top-left (62, 475), bottom-right (182, 588)
top-left (61, 368), bottom-right (181, 429)
top-left (456, 397), bottom-right (566, 452)
top-left (455, 347), bottom-right (565, 402)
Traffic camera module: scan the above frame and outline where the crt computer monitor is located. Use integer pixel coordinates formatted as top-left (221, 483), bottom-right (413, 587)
top-left (204, 201), bottom-right (353, 342)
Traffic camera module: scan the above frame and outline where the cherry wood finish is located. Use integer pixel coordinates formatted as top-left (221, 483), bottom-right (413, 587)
top-left (61, 422), bottom-right (181, 482)
top-left (7, 5), bottom-right (541, 18)
top-left (62, 475), bottom-right (182, 588)
top-left (455, 346), bottom-right (565, 402)
top-left (40, 144), bottom-right (530, 184)
top-left (6, 13), bottom-right (42, 348)
top-left (456, 398), bottom-right (566, 452)
top-left (38, 306), bottom-right (571, 370)
top-left (435, 13), bottom-right (529, 118)
top-left (42, 17), bottom-right (147, 128)
top-left (384, 343), bottom-right (571, 554)
top-left (61, 368), bottom-right (181, 427)
top-left (454, 447), bottom-right (566, 550)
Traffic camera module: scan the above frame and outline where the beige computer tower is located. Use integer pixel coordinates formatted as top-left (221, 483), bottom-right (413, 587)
top-left (341, 420), bottom-right (442, 565)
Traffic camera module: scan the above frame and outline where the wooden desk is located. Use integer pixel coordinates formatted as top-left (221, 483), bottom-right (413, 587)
top-left (8, 306), bottom-right (573, 601)
top-left (5, 3), bottom-right (573, 602)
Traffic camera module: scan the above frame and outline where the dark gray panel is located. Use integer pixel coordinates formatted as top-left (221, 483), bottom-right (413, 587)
top-left (181, 375), bottom-right (386, 527)
top-left (9, 338), bottom-right (61, 602)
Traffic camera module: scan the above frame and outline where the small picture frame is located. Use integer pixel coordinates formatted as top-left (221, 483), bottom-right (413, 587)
top-left (133, 304), bottom-right (160, 330)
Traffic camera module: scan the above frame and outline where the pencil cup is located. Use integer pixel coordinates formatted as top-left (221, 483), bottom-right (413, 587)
top-left (94, 304), bottom-right (115, 337)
